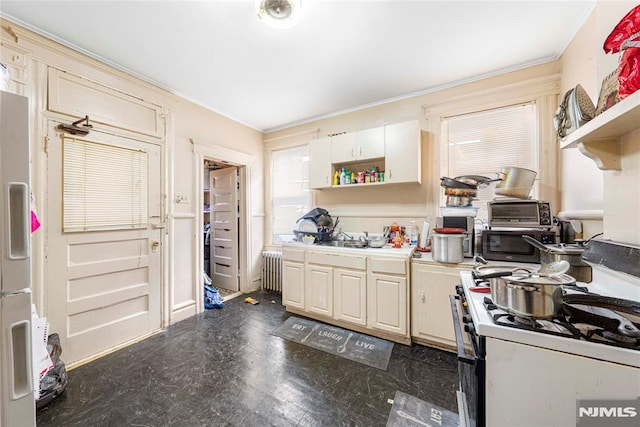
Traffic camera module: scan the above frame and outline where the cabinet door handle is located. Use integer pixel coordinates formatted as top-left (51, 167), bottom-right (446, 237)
top-left (359, 146), bottom-right (363, 156)
top-left (421, 291), bottom-right (425, 302)
top-left (351, 148), bottom-right (354, 158)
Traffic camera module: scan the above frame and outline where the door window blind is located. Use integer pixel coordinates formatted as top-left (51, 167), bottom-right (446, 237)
top-left (271, 144), bottom-right (310, 243)
top-left (63, 136), bottom-right (148, 232)
top-left (441, 103), bottom-right (538, 220)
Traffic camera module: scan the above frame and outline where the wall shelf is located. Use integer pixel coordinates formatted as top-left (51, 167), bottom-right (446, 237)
top-left (560, 90), bottom-right (640, 170)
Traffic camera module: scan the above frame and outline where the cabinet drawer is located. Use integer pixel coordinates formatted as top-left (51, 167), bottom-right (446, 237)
top-left (369, 257), bottom-right (406, 275)
top-left (283, 247), bottom-right (305, 262)
top-left (307, 251), bottom-right (366, 270)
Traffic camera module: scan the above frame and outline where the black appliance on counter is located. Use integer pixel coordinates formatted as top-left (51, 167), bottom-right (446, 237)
top-left (480, 229), bottom-right (555, 263)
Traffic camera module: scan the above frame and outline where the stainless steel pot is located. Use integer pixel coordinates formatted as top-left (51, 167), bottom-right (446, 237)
top-left (522, 236), bottom-right (592, 283)
top-left (504, 273), bottom-right (576, 318)
top-left (445, 195), bottom-right (474, 207)
top-left (432, 233), bottom-right (464, 263)
top-left (495, 167), bottom-right (536, 199)
top-left (473, 263), bottom-right (530, 310)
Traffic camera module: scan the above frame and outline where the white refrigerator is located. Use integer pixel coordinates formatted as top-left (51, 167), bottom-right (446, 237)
top-left (0, 90), bottom-right (36, 426)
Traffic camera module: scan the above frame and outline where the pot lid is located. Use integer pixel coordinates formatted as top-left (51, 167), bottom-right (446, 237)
top-left (507, 272), bottom-right (576, 286)
top-left (545, 243), bottom-right (586, 255)
top-left (433, 227), bottom-right (466, 234)
top-left (472, 265), bottom-right (531, 279)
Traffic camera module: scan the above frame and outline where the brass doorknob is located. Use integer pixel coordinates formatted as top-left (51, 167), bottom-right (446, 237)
top-left (151, 240), bottom-right (160, 249)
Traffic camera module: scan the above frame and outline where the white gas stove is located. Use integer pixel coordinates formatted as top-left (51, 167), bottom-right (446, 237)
top-left (460, 265), bottom-right (640, 367)
top-left (452, 240), bottom-right (640, 427)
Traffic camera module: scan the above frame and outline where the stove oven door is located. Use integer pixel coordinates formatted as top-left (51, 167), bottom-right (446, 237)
top-left (450, 294), bottom-right (485, 427)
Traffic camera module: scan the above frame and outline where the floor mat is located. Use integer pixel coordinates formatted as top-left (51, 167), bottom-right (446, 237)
top-left (386, 391), bottom-right (459, 427)
top-left (270, 316), bottom-right (393, 370)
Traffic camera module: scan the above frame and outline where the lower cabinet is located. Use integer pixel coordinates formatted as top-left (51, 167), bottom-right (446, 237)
top-left (282, 247), bottom-right (305, 310)
top-left (368, 273), bottom-right (407, 335)
top-left (305, 264), bottom-right (333, 317)
top-left (368, 256), bottom-right (408, 336)
top-left (283, 260), bottom-right (305, 309)
top-left (411, 262), bottom-right (471, 349)
top-left (281, 246), bottom-right (410, 343)
top-left (333, 268), bottom-right (367, 326)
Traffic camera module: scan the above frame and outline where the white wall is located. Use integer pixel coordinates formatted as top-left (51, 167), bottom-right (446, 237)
top-left (559, 0), bottom-right (640, 244)
top-left (263, 62), bottom-right (562, 241)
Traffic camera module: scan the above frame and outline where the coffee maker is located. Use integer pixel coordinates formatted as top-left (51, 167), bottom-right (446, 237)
top-left (436, 216), bottom-right (475, 257)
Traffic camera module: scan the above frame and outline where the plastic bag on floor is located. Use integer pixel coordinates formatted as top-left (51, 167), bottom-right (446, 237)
top-left (204, 283), bottom-right (224, 309)
top-left (36, 333), bottom-right (68, 410)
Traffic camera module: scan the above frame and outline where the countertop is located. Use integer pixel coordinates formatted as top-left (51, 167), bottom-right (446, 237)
top-left (283, 241), bottom-right (415, 258)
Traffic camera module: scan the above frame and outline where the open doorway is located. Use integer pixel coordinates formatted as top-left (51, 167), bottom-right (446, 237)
top-left (203, 159), bottom-right (242, 301)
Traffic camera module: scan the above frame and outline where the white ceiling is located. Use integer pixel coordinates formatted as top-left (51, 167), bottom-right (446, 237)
top-left (1, 1), bottom-right (596, 132)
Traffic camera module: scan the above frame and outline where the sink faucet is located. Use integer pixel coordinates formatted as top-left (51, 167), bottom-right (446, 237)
top-left (339, 231), bottom-right (353, 240)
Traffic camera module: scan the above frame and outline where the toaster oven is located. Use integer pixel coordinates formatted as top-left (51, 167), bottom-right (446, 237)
top-left (488, 199), bottom-right (552, 228)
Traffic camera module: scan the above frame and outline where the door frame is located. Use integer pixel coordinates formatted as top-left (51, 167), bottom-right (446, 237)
top-left (192, 139), bottom-right (255, 310)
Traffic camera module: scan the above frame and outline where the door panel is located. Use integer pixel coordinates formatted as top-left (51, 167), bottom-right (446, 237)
top-left (46, 121), bottom-right (162, 364)
top-left (209, 167), bottom-right (239, 291)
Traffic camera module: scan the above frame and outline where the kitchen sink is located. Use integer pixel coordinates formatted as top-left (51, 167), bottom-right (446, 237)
top-left (317, 240), bottom-right (368, 248)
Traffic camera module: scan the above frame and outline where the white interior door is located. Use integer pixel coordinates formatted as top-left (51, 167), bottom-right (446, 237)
top-left (209, 167), bottom-right (239, 291)
top-left (45, 122), bottom-right (163, 364)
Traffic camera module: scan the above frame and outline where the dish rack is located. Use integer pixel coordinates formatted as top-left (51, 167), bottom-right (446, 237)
top-left (293, 227), bottom-right (333, 243)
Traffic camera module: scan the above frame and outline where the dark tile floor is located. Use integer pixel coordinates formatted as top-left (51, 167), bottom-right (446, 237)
top-left (36, 290), bottom-right (459, 426)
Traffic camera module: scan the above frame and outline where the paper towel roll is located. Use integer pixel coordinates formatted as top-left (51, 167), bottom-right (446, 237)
top-left (420, 221), bottom-right (430, 248)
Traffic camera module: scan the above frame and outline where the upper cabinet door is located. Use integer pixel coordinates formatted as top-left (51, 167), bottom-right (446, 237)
top-left (331, 132), bottom-right (358, 163)
top-left (309, 137), bottom-right (332, 189)
top-left (384, 120), bottom-right (421, 184)
top-left (356, 126), bottom-right (385, 160)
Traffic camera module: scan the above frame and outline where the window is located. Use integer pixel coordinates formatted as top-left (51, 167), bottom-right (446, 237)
top-left (441, 103), bottom-right (538, 220)
top-left (63, 136), bottom-right (148, 232)
top-left (271, 144), bottom-right (310, 243)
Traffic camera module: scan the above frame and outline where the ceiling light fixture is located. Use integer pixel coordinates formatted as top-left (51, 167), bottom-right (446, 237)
top-left (256, 0), bottom-right (301, 29)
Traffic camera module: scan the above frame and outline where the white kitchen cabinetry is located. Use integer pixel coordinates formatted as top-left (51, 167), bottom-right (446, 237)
top-left (333, 268), bottom-right (367, 326)
top-left (331, 127), bottom-right (385, 164)
top-left (281, 243), bottom-right (411, 343)
top-left (305, 263), bottom-right (333, 317)
top-left (282, 248), bottom-right (305, 310)
top-left (309, 137), bottom-right (332, 189)
top-left (411, 262), bottom-right (470, 349)
top-left (304, 250), bottom-right (367, 318)
top-left (384, 120), bottom-right (421, 184)
top-left (367, 257), bottom-right (408, 336)
top-left (356, 127), bottom-right (385, 160)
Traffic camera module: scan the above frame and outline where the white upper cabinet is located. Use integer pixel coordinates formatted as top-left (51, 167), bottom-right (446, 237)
top-left (331, 126), bottom-right (385, 163)
top-left (309, 137), bottom-right (332, 189)
top-left (384, 120), bottom-right (421, 184)
top-left (309, 120), bottom-right (421, 189)
top-left (331, 132), bottom-right (358, 163)
top-left (356, 126), bottom-right (385, 160)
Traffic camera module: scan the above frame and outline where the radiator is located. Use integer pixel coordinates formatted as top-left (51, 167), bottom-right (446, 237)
top-left (262, 251), bottom-right (282, 292)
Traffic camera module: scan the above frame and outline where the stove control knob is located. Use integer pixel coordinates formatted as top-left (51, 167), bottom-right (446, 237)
top-left (464, 324), bottom-right (475, 334)
top-left (462, 315), bottom-right (473, 324)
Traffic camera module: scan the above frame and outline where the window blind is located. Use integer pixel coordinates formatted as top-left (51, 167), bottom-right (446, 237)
top-left (441, 103), bottom-right (538, 220)
top-left (271, 145), bottom-right (310, 243)
top-left (63, 136), bottom-right (148, 232)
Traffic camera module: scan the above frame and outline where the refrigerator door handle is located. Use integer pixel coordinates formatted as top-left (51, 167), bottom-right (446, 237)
top-left (6, 182), bottom-right (30, 260)
top-left (8, 319), bottom-right (33, 400)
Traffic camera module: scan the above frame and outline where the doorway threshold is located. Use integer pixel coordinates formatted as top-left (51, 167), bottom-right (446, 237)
top-left (219, 289), bottom-right (243, 302)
